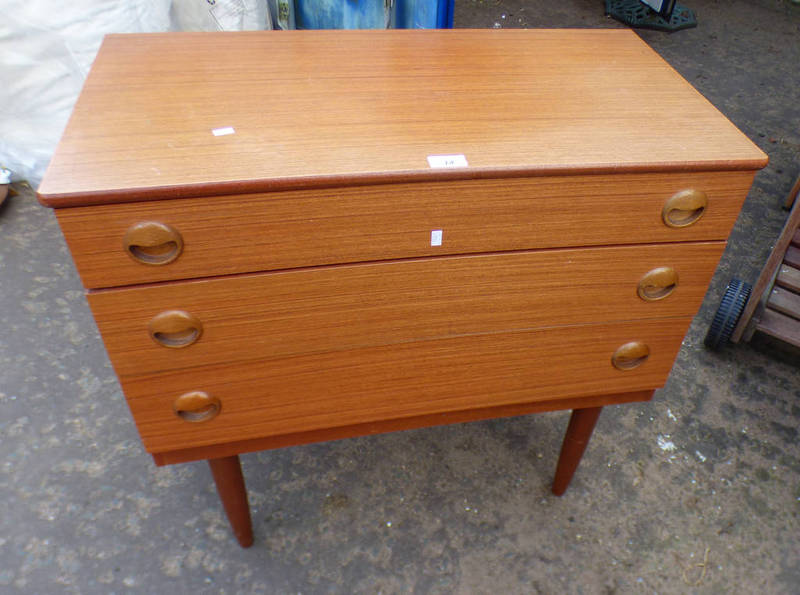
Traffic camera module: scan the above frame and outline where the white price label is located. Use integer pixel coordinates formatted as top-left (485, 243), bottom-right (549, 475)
top-left (212, 127), bottom-right (235, 136)
top-left (430, 229), bottom-right (443, 246)
top-left (427, 154), bottom-right (468, 169)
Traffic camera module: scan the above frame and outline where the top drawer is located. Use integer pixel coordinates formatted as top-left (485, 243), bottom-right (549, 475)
top-left (57, 170), bottom-right (755, 289)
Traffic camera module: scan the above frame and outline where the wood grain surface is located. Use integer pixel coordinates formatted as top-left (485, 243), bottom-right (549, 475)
top-left (88, 242), bottom-right (723, 378)
top-left (59, 170), bottom-right (753, 288)
top-left (122, 317), bottom-right (691, 453)
top-left (38, 29), bottom-right (766, 206)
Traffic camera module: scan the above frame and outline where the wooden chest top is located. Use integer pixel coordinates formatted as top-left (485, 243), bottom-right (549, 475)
top-left (38, 29), bottom-right (766, 206)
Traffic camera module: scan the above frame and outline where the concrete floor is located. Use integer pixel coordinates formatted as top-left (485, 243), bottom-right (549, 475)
top-left (2, 1), bottom-right (799, 593)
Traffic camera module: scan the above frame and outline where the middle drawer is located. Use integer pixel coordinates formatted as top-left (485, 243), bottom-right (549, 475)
top-left (89, 242), bottom-right (724, 379)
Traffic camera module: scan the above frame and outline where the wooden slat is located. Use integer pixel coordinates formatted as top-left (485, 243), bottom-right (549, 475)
top-left (783, 173), bottom-right (800, 210)
top-left (757, 308), bottom-right (800, 346)
top-left (58, 170), bottom-right (754, 288)
top-left (37, 29), bottom-right (766, 206)
top-left (792, 229), bottom-right (800, 248)
top-left (775, 265), bottom-right (800, 293)
top-left (784, 246), bottom-right (800, 269)
top-left (767, 286), bottom-right (800, 320)
top-left (125, 317), bottom-right (692, 453)
top-left (88, 242), bottom-right (724, 379)
top-left (153, 390), bottom-right (655, 465)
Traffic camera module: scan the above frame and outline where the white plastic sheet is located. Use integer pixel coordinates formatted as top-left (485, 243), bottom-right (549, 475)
top-left (171, 0), bottom-right (271, 32)
top-left (0, 1), bottom-right (172, 186)
top-left (0, 0), bottom-right (270, 186)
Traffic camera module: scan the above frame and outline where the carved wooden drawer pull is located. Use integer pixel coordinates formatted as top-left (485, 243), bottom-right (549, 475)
top-left (662, 189), bottom-right (708, 228)
top-left (148, 310), bottom-right (203, 348)
top-left (173, 391), bottom-right (220, 423)
top-left (637, 267), bottom-right (678, 301)
top-left (611, 341), bottom-right (650, 370)
top-left (123, 221), bottom-right (183, 265)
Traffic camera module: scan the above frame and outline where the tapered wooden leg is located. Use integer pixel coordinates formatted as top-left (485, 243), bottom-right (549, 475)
top-left (208, 455), bottom-right (254, 547)
top-left (552, 407), bottom-right (603, 496)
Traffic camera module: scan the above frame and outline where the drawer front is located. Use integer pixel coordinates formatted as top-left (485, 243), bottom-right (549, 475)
top-left (59, 170), bottom-right (754, 288)
top-left (88, 242), bottom-right (723, 379)
top-left (121, 317), bottom-right (693, 453)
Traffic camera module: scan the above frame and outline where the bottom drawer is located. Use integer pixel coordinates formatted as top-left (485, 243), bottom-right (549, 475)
top-left (122, 317), bottom-right (693, 453)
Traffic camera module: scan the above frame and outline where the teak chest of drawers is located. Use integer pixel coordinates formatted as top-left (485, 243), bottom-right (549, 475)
top-left (38, 29), bottom-right (767, 547)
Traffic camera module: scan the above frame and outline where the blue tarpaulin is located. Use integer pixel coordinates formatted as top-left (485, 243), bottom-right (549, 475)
top-left (295, 0), bottom-right (454, 30)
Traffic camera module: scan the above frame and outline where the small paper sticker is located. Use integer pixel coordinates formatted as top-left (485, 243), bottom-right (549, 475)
top-left (427, 154), bottom-right (468, 169)
top-left (212, 127), bottom-right (235, 136)
top-left (430, 229), bottom-right (443, 246)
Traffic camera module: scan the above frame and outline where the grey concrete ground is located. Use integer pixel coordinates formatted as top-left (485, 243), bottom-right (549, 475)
top-left (2, 1), bottom-right (799, 593)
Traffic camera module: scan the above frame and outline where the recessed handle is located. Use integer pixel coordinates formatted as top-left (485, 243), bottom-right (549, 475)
top-left (148, 310), bottom-right (203, 348)
top-left (123, 221), bottom-right (183, 265)
top-left (662, 189), bottom-right (708, 228)
top-left (638, 267), bottom-right (679, 301)
top-left (611, 342), bottom-right (650, 370)
top-left (173, 391), bottom-right (220, 423)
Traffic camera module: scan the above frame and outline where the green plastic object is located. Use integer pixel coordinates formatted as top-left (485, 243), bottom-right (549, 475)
top-left (605, 0), bottom-right (697, 32)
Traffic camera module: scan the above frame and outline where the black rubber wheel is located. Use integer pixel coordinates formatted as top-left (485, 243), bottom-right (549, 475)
top-left (704, 278), bottom-right (751, 351)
